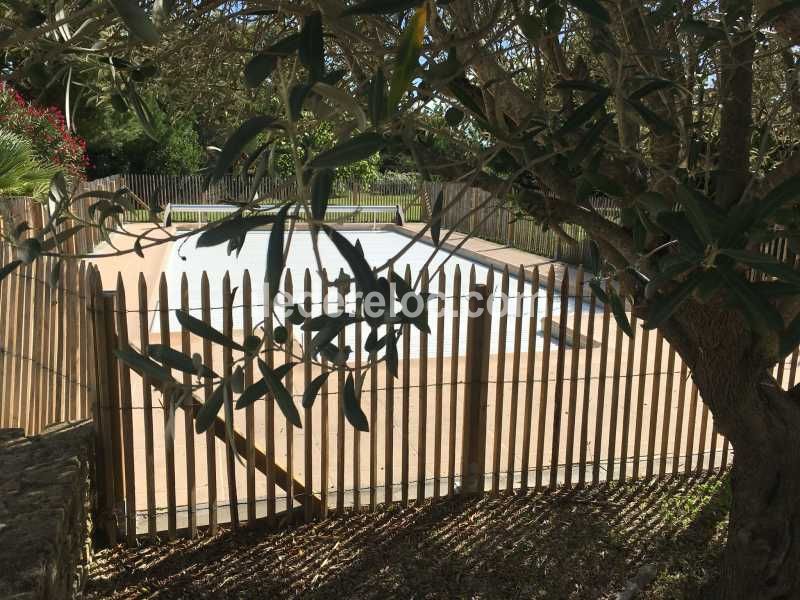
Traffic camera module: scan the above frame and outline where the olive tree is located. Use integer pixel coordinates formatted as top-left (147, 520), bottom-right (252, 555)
top-left (5, 0), bottom-right (800, 597)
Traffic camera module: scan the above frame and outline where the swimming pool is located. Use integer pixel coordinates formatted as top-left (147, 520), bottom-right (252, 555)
top-left (156, 228), bottom-right (580, 356)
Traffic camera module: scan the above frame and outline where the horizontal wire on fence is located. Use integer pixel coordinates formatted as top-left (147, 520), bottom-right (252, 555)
top-left (97, 368), bottom-right (700, 411)
top-left (0, 346), bottom-right (91, 391)
top-left (104, 358), bottom-right (797, 411)
top-left (84, 292), bottom-right (604, 316)
top-left (2, 269), bottom-right (89, 301)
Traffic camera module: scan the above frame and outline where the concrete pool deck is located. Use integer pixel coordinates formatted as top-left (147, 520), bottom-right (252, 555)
top-left (95, 222), bottom-right (586, 308)
top-left (395, 223), bottom-right (584, 293)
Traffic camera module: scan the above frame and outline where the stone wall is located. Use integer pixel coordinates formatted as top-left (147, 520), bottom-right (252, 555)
top-left (0, 421), bottom-right (94, 599)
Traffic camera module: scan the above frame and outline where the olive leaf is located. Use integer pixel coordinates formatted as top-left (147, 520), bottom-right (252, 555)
top-left (302, 371), bottom-right (331, 408)
top-left (387, 4), bottom-right (427, 113)
top-left (266, 204), bottom-right (291, 303)
top-left (196, 382), bottom-right (225, 433)
top-left (343, 373), bottom-right (369, 431)
top-left (311, 169), bottom-right (335, 221)
top-left (209, 116), bottom-right (282, 183)
top-left (309, 132), bottom-right (386, 169)
top-left (259, 360), bottom-right (302, 427)
top-left (176, 309), bottom-right (245, 351)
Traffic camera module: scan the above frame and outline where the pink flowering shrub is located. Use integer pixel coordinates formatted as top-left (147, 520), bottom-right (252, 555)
top-left (0, 82), bottom-right (89, 182)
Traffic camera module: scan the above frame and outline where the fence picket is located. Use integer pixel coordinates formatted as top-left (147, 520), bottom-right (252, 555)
top-left (303, 269), bottom-right (314, 521)
top-left (201, 273), bottom-right (218, 534)
top-left (354, 285), bottom-right (362, 510)
top-left (244, 271), bottom-right (257, 525)
top-left (632, 322), bottom-right (651, 480)
top-left (78, 263), bottom-right (89, 420)
top-left (447, 265), bottom-right (461, 497)
top-left (659, 347), bottom-right (677, 477)
top-left (42, 258), bottom-right (57, 429)
top-left (685, 383), bottom-right (700, 473)
top-left (12, 262), bottom-right (30, 428)
top-left (549, 271), bottom-right (569, 488)
top-left (46, 264), bottom-right (57, 425)
top-left (53, 263), bottom-right (65, 423)
top-left (158, 274), bottom-right (178, 539)
top-left (114, 275), bottom-right (137, 544)
top-left (177, 275), bottom-right (198, 535)
top-left (520, 267), bottom-right (541, 490)
top-left (137, 274), bottom-right (157, 535)
top-left (401, 265), bottom-right (412, 505)
top-left (0, 246), bottom-right (15, 426)
top-left (320, 269), bottom-right (330, 518)
top-left (534, 267), bottom-right (554, 490)
top-left (29, 258), bottom-right (45, 430)
top-left (591, 290), bottom-right (611, 485)
top-left (284, 271), bottom-right (295, 522)
top-left (433, 269), bottom-right (446, 499)
top-left (606, 302), bottom-right (624, 481)
top-left (697, 396), bottom-right (711, 472)
top-left (564, 268), bottom-right (584, 487)
top-left (264, 269), bottom-right (276, 523)
top-left (619, 315), bottom-right (637, 482)
top-left (645, 332), bottom-right (665, 478)
top-left (369, 309), bottom-right (379, 510)
top-left (506, 265), bottom-right (526, 491)
top-left (578, 288), bottom-right (598, 486)
top-left (222, 272), bottom-right (240, 528)
top-left (491, 266), bottom-right (510, 493)
top-left (336, 271), bottom-right (346, 513)
top-left (15, 260), bottom-right (30, 429)
top-left (385, 264), bottom-right (395, 503)
top-left (672, 363), bottom-right (689, 474)
top-left (416, 268), bottom-right (429, 502)
top-left (66, 260), bottom-right (80, 420)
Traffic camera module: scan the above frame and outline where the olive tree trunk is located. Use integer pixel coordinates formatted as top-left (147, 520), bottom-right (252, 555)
top-left (706, 372), bottom-right (800, 600)
top-left (669, 306), bottom-right (800, 599)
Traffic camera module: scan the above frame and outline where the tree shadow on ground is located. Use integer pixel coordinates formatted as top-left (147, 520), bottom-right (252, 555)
top-left (86, 473), bottom-right (730, 599)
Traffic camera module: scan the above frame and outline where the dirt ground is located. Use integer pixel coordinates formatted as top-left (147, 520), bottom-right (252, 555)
top-left (86, 472), bottom-right (730, 600)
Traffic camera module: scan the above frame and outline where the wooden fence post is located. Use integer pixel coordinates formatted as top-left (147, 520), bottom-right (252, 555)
top-left (506, 216), bottom-right (515, 247)
top-left (89, 273), bottom-right (119, 545)
top-left (460, 283), bottom-right (491, 495)
top-left (102, 292), bottom-right (126, 538)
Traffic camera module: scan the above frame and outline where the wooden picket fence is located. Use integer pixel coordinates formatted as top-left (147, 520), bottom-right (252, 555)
top-left (0, 187), bottom-right (114, 435)
top-left (83, 257), bottom-right (774, 545)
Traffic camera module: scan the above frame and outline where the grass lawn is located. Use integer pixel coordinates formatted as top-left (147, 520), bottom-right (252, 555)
top-left (123, 194), bottom-right (424, 224)
top-left (86, 473), bottom-right (730, 599)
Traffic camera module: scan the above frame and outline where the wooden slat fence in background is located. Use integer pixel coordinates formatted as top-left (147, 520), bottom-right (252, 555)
top-left (117, 173), bottom-right (424, 224)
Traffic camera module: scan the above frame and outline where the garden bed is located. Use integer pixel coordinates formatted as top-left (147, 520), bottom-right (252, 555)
top-left (86, 472), bottom-right (729, 599)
